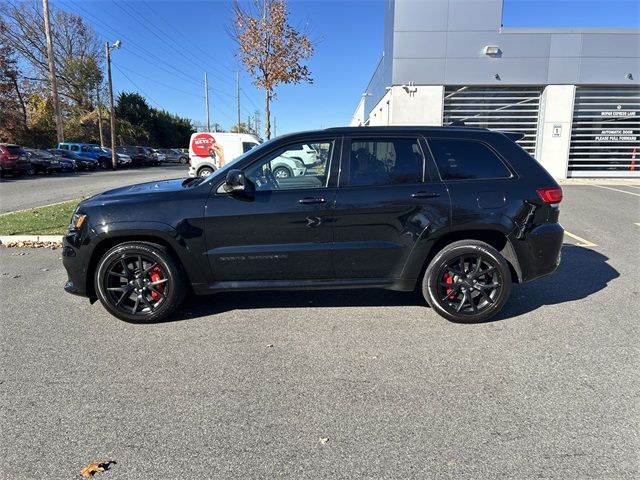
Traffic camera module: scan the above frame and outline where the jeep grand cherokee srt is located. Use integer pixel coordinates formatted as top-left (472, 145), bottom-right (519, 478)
top-left (62, 126), bottom-right (563, 324)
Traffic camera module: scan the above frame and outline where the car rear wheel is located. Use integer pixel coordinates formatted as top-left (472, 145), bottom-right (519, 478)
top-left (198, 167), bottom-right (213, 177)
top-left (98, 158), bottom-right (110, 169)
top-left (179, 157), bottom-right (188, 164)
top-left (422, 240), bottom-right (511, 323)
top-left (94, 241), bottom-right (186, 323)
top-left (273, 166), bottom-right (292, 178)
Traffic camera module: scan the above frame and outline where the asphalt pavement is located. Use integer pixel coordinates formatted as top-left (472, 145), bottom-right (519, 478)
top-left (0, 165), bottom-right (187, 214)
top-left (0, 183), bottom-right (638, 479)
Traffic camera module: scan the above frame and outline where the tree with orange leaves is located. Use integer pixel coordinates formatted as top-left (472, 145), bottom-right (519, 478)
top-left (232, 0), bottom-right (314, 139)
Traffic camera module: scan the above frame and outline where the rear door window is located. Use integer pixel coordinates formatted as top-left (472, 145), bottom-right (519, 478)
top-left (70, 145), bottom-right (79, 152)
top-left (427, 139), bottom-right (512, 180)
top-left (346, 138), bottom-right (425, 186)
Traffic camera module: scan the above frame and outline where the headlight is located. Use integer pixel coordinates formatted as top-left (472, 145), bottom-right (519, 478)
top-left (69, 213), bottom-right (87, 231)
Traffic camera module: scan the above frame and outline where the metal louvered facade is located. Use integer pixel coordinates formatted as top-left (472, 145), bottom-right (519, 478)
top-left (443, 87), bottom-right (543, 156)
top-left (568, 87), bottom-right (640, 177)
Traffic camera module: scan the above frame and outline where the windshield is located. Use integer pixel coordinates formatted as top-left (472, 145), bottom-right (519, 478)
top-left (193, 137), bottom-right (277, 187)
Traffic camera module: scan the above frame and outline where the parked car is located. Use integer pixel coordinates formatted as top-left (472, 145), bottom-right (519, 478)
top-left (49, 149), bottom-right (98, 171)
top-left (270, 155), bottom-right (306, 178)
top-left (143, 147), bottom-right (165, 165)
top-left (280, 143), bottom-right (319, 167)
top-left (23, 148), bottom-right (61, 174)
top-left (56, 142), bottom-right (112, 169)
top-left (188, 132), bottom-right (260, 177)
top-left (99, 147), bottom-right (133, 167)
top-left (62, 126), bottom-right (564, 324)
top-left (157, 148), bottom-right (188, 164)
top-left (0, 143), bottom-right (32, 177)
top-left (116, 146), bottom-right (154, 167)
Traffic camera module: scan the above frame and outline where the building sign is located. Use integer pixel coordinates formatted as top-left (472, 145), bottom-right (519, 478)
top-left (594, 129), bottom-right (637, 142)
top-left (600, 110), bottom-right (637, 117)
top-left (552, 125), bottom-right (562, 137)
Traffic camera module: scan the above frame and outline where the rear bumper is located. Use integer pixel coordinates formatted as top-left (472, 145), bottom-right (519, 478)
top-left (510, 223), bottom-right (564, 283)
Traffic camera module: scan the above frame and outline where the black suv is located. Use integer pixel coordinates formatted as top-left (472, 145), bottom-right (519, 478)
top-left (63, 127), bottom-right (563, 323)
top-left (116, 146), bottom-right (154, 167)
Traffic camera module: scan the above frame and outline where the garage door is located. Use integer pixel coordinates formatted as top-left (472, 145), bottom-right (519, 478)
top-left (568, 87), bottom-right (640, 178)
top-left (444, 86), bottom-right (543, 156)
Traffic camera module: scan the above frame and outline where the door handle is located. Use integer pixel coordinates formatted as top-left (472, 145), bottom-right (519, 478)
top-left (410, 192), bottom-right (440, 199)
top-left (298, 197), bottom-right (326, 204)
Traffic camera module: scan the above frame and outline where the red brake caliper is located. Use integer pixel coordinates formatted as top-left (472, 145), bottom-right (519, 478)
top-left (148, 266), bottom-right (165, 301)
top-left (443, 272), bottom-right (455, 299)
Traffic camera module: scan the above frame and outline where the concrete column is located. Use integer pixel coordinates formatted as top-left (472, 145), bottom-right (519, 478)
top-left (535, 85), bottom-right (576, 179)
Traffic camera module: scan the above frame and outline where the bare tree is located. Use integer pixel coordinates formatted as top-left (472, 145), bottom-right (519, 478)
top-left (232, 0), bottom-right (313, 139)
top-left (0, 1), bottom-right (103, 110)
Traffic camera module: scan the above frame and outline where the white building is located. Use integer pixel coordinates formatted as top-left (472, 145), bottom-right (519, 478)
top-left (352, 0), bottom-right (640, 178)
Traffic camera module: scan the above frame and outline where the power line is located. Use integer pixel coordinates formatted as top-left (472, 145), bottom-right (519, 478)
top-left (111, 62), bottom-right (161, 108)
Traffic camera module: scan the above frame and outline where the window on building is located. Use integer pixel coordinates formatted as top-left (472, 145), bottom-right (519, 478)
top-left (348, 138), bottom-right (424, 186)
top-left (428, 139), bottom-right (512, 180)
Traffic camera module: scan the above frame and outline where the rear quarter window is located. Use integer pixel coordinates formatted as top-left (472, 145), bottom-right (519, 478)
top-left (428, 138), bottom-right (512, 181)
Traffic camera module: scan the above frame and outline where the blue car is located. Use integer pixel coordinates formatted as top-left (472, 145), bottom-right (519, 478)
top-left (57, 142), bottom-right (114, 169)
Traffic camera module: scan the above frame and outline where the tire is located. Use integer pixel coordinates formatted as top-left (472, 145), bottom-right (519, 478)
top-left (422, 240), bottom-right (511, 323)
top-left (99, 158), bottom-right (110, 169)
top-left (179, 157), bottom-right (188, 165)
top-left (198, 167), bottom-right (213, 177)
top-left (94, 241), bottom-right (187, 323)
top-left (273, 166), bottom-right (292, 178)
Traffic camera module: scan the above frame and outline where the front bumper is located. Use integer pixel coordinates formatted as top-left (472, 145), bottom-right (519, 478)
top-left (62, 232), bottom-right (92, 298)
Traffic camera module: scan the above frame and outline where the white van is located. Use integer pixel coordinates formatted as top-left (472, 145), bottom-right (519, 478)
top-left (188, 132), bottom-right (261, 177)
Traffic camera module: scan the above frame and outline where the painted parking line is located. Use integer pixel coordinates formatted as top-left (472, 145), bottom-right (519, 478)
top-left (590, 185), bottom-right (640, 197)
top-left (627, 185), bottom-right (640, 190)
top-left (564, 230), bottom-right (598, 248)
top-left (635, 223), bottom-right (640, 227)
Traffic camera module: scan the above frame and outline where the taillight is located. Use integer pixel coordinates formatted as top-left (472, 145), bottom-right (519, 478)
top-left (536, 187), bottom-right (563, 204)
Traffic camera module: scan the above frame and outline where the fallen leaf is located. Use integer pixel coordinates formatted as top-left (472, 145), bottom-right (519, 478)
top-left (266, 344), bottom-right (274, 348)
top-left (12, 275), bottom-right (20, 279)
top-left (10, 252), bottom-right (27, 256)
top-left (42, 268), bottom-right (49, 272)
top-left (319, 437), bottom-right (329, 444)
top-left (79, 460), bottom-right (116, 478)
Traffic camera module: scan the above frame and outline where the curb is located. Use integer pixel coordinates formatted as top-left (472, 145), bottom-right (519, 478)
top-left (0, 235), bottom-right (63, 246)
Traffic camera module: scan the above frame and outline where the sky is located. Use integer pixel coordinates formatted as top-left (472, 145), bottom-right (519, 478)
top-left (54, 0), bottom-right (639, 135)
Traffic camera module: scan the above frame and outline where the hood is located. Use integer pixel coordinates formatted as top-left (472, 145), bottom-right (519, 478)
top-left (98, 178), bottom-right (189, 198)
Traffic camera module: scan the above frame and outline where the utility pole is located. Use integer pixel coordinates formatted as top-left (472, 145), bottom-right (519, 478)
top-left (254, 110), bottom-right (261, 138)
top-left (204, 73), bottom-right (211, 132)
top-left (236, 71), bottom-right (241, 131)
top-left (247, 116), bottom-right (252, 134)
top-left (273, 116), bottom-right (276, 137)
top-left (105, 39), bottom-right (121, 169)
top-left (96, 85), bottom-right (104, 147)
top-left (42, 0), bottom-right (64, 144)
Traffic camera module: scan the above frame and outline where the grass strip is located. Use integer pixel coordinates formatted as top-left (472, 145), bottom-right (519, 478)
top-left (0, 200), bottom-right (79, 235)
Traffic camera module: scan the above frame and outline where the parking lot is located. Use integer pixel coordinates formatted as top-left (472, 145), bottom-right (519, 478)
top-left (0, 164), bottom-right (187, 214)
top-left (0, 178), bottom-right (638, 478)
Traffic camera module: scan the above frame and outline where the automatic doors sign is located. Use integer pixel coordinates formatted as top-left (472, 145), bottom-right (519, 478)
top-left (191, 133), bottom-right (217, 158)
top-left (594, 129), bottom-right (638, 142)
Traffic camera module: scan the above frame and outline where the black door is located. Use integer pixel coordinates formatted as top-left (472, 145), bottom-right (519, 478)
top-left (332, 135), bottom-right (450, 280)
top-left (204, 138), bottom-right (340, 282)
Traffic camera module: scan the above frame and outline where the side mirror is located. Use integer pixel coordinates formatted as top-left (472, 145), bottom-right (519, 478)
top-left (223, 169), bottom-right (248, 193)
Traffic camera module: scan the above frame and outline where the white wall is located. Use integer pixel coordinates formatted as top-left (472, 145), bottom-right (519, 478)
top-left (535, 85), bottom-right (575, 178)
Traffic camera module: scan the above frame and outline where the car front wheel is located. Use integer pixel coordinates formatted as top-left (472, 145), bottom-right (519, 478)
top-left (422, 240), bottom-right (511, 323)
top-left (94, 241), bottom-right (186, 323)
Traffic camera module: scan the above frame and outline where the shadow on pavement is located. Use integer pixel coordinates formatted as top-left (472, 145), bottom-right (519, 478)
top-left (494, 244), bottom-right (619, 320)
top-left (171, 244), bottom-right (618, 323)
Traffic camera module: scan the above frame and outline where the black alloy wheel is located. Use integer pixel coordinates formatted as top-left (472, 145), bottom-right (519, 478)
top-left (423, 240), bottom-right (511, 323)
top-left (95, 241), bottom-right (186, 323)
